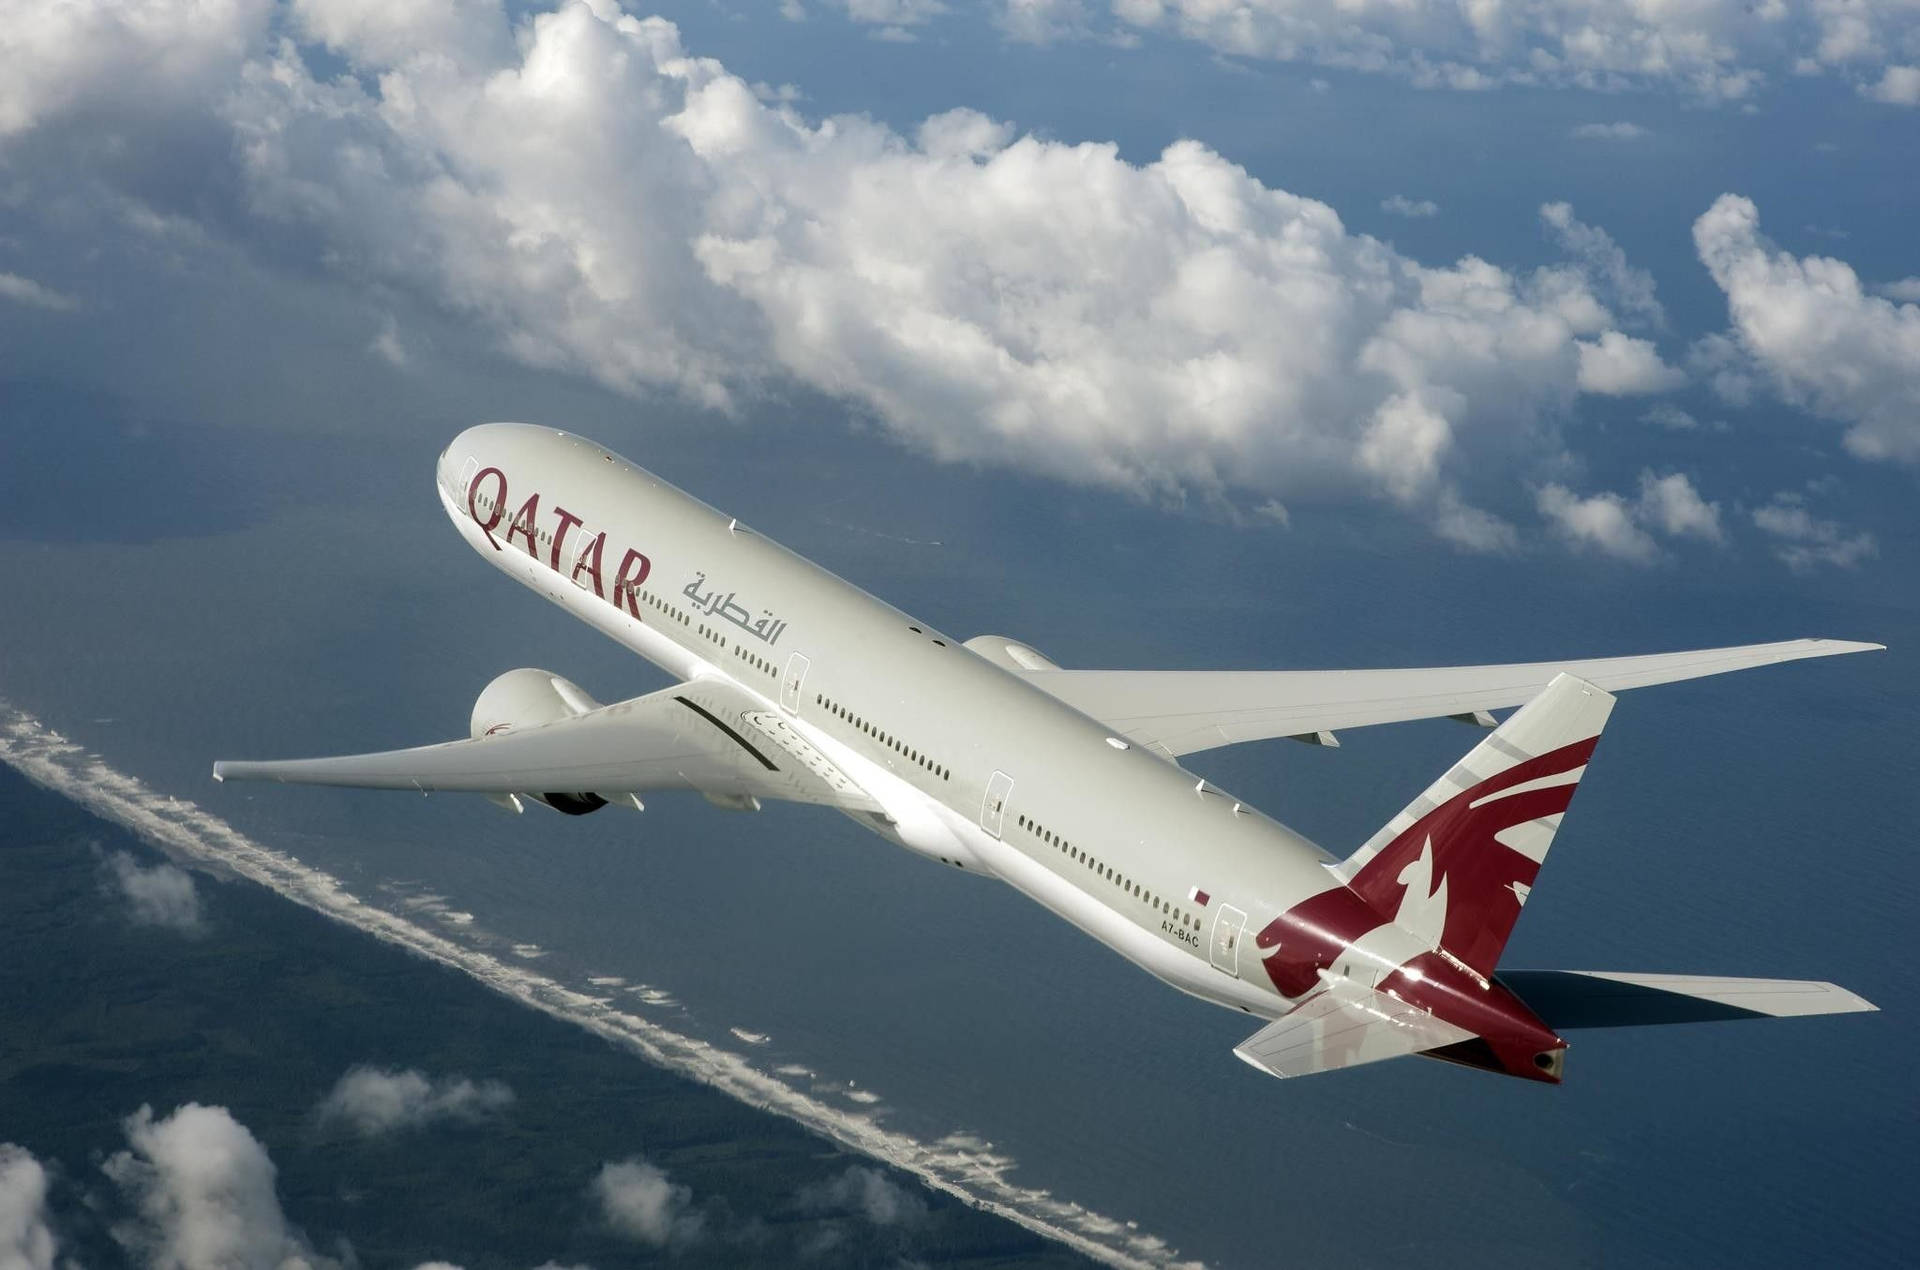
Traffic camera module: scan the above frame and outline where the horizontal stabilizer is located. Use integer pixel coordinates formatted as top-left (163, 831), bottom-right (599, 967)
top-left (1234, 983), bottom-right (1474, 1080)
top-left (1500, 971), bottom-right (1878, 1029)
top-left (1019, 638), bottom-right (1882, 757)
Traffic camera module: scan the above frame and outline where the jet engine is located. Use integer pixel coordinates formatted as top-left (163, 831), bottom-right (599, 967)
top-left (470, 668), bottom-right (609, 815)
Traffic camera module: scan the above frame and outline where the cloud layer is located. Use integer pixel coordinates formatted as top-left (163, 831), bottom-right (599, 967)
top-left (994, 0), bottom-right (1920, 104)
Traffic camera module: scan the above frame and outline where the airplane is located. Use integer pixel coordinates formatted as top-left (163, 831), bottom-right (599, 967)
top-left (214, 423), bottom-right (1882, 1084)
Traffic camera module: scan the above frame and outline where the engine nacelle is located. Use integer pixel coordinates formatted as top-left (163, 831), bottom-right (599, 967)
top-left (470, 667), bottom-right (601, 739)
top-left (470, 668), bottom-right (609, 815)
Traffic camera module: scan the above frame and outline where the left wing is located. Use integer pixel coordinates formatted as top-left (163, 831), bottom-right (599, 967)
top-left (213, 679), bottom-right (879, 813)
top-left (1008, 638), bottom-right (1882, 757)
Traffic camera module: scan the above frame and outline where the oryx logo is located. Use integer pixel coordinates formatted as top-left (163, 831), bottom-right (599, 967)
top-left (1391, 837), bottom-right (1449, 952)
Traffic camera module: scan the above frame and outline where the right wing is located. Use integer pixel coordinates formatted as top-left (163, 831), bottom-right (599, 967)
top-left (213, 679), bottom-right (879, 813)
top-left (1012, 638), bottom-right (1882, 757)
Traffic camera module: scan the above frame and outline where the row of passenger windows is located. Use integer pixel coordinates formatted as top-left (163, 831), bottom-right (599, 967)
top-left (736, 645), bottom-right (776, 677)
top-left (816, 694), bottom-right (951, 781)
top-left (1016, 813), bottom-right (1201, 932)
top-left (637, 588), bottom-right (692, 630)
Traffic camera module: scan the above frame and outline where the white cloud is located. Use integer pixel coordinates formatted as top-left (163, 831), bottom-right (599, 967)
top-left (104, 1104), bottom-right (339, 1270)
top-left (1533, 469), bottom-right (1723, 561)
top-left (837, 0), bottom-right (946, 28)
top-left (593, 1159), bottom-right (703, 1248)
top-left (797, 1166), bottom-right (927, 1227)
top-left (0, 273), bottom-right (78, 312)
top-left (1636, 470), bottom-right (1724, 543)
top-left (1875, 277), bottom-right (1920, 302)
top-left (1536, 483), bottom-right (1660, 562)
top-left (370, 315), bottom-right (408, 367)
top-left (0, 1144), bottom-right (58, 1270)
top-left (1751, 494), bottom-right (1878, 570)
top-left (1062, 0), bottom-right (1920, 102)
top-left (105, 850), bottom-right (205, 934)
top-left (1694, 194), bottom-right (1920, 462)
top-left (1570, 121), bottom-right (1649, 139)
top-left (0, 0), bottom-right (271, 137)
top-left (315, 1067), bottom-right (514, 1136)
top-left (1576, 331), bottom-right (1686, 394)
top-left (1864, 63), bottom-right (1920, 103)
top-left (1641, 402), bottom-right (1699, 430)
top-left (1541, 202), bottom-right (1665, 329)
top-left (1381, 194), bottom-right (1439, 218)
top-left (170, 6), bottom-right (1676, 548)
top-left (998, 0), bottom-right (1090, 43)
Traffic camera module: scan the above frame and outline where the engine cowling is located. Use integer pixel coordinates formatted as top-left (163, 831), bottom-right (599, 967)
top-left (470, 668), bottom-right (608, 815)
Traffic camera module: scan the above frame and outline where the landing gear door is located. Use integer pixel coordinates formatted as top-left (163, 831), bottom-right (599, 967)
top-left (981, 770), bottom-right (1013, 839)
top-left (781, 652), bottom-right (810, 714)
top-left (1210, 904), bottom-right (1248, 977)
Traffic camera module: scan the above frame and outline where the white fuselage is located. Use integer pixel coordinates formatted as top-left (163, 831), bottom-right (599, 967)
top-left (435, 424), bottom-right (1357, 1021)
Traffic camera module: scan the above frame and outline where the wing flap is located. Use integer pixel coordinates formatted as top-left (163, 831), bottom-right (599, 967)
top-left (1018, 638), bottom-right (1881, 756)
top-left (213, 680), bottom-right (878, 811)
top-left (1233, 984), bottom-right (1474, 1080)
top-left (1500, 971), bottom-right (1878, 1029)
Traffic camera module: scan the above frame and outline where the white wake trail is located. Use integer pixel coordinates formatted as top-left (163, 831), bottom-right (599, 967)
top-left (0, 704), bottom-right (1198, 1270)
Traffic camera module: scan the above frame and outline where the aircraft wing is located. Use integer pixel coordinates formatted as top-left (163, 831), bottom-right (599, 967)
top-left (1233, 982), bottom-right (1475, 1080)
top-left (213, 680), bottom-right (881, 813)
top-left (1016, 638), bottom-right (1882, 757)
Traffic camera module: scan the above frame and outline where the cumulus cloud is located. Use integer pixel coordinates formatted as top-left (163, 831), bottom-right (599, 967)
top-left (1541, 202), bottom-right (1664, 329)
top-left (998, 0), bottom-right (1091, 43)
top-left (0, 273), bottom-right (78, 312)
top-left (0, 1144), bottom-right (58, 1270)
top-left (1641, 403), bottom-right (1699, 431)
top-left (1381, 194), bottom-right (1439, 218)
top-left (1863, 63), bottom-right (1920, 104)
top-left (1535, 470), bottom-right (1723, 562)
top-left (797, 1166), bottom-right (928, 1227)
top-left (1570, 121), bottom-right (1649, 140)
top-left (103, 1104), bottom-right (339, 1270)
top-left (1018, 1), bottom-right (1920, 102)
top-left (1874, 277), bottom-right (1920, 302)
top-left (1536, 484), bottom-right (1660, 562)
top-left (1694, 194), bottom-right (1920, 462)
top-left (1751, 494), bottom-right (1878, 570)
top-left (0, 0), bottom-right (272, 136)
top-left (1576, 331), bottom-right (1686, 394)
top-left (1636, 471), bottom-right (1724, 543)
top-left (593, 1158), bottom-right (703, 1248)
top-left (104, 850), bottom-right (206, 934)
top-left (136, 3), bottom-right (1684, 547)
top-left (314, 1067), bottom-right (514, 1137)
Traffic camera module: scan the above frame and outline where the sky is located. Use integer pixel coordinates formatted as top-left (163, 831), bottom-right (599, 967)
top-left (2, 1), bottom-right (1918, 1267)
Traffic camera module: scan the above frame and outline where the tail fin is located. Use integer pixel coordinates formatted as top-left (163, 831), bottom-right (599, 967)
top-left (1336, 673), bottom-right (1614, 979)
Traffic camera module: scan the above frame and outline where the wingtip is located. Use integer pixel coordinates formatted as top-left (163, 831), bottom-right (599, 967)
top-left (211, 762), bottom-right (226, 783)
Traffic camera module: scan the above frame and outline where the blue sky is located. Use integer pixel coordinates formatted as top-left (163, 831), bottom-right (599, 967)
top-left (2, 2), bottom-right (1917, 1267)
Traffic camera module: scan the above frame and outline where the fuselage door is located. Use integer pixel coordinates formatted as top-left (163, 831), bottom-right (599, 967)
top-left (781, 652), bottom-right (810, 713)
top-left (981, 770), bottom-right (1013, 839)
top-left (1210, 904), bottom-right (1248, 977)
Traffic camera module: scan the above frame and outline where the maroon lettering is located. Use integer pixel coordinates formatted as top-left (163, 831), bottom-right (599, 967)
top-left (571, 531), bottom-right (607, 597)
top-left (550, 506), bottom-right (584, 571)
top-left (504, 492), bottom-right (541, 557)
top-left (611, 548), bottom-right (652, 617)
top-left (467, 466), bottom-right (507, 551)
